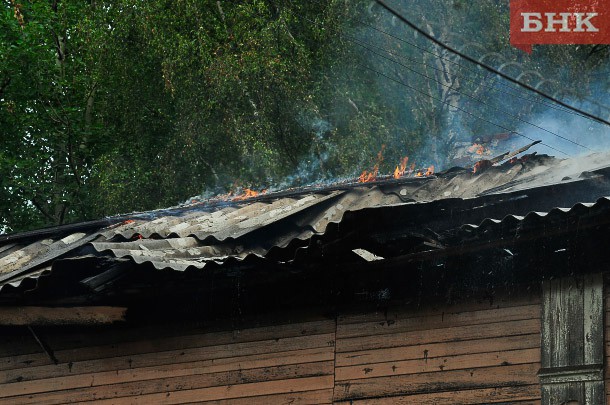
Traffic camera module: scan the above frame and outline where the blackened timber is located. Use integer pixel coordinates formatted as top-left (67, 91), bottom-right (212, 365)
top-left (0, 307), bottom-right (127, 325)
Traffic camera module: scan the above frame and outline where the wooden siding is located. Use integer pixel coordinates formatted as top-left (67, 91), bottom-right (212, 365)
top-left (0, 293), bottom-right (543, 404)
top-left (0, 320), bottom-right (336, 404)
top-left (335, 295), bottom-right (542, 403)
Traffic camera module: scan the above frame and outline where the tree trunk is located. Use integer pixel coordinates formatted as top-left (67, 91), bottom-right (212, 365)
top-left (424, 22), bottom-right (461, 167)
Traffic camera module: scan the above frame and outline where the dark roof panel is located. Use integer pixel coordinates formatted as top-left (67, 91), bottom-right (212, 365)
top-left (3, 152), bottom-right (610, 296)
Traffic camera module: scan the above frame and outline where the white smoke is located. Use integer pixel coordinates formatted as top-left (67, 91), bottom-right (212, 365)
top-left (519, 91), bottom-right (610, 158)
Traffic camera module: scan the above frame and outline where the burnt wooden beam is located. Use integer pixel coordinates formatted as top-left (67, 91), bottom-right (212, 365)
top-left (0, 306), bottom-right (127, 325)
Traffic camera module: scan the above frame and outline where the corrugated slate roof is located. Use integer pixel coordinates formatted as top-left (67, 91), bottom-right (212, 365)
top-left (3, 152), bottom-right (610, 295)
top-left (461, 197), bottom-right (610, 235)
top-left (0, 187), bottom-right (407, 277)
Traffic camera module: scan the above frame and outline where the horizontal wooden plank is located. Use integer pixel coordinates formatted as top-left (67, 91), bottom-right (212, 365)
top-left (0, 347), bottom-right (334, 397)
top-left (50, 318), bottom-right (335, 351)
top-left (334, 384), bottom-right (541, 404)
top-left (337, 333), bottom-right (540, 367)
top-left (0, 307), bottom-right (126, 326)
top-left (334, 363), bottom-right (540, 401)
top-left (337, 318), bottom-right (540, 353)
top-left (338, 292), bottom-right (541, 325)
top-left (0, 362), bottom-right (334, 405)
top-left (492, 402), bottom-right (540, 405)
top-left (21, 376), bottom-right (332, 405)
top-left (0, 326), bottom-right (335, 370)
top-left (0, 319), bottom-right (335, 371)
top-left (197, 388), bottom-right (333, 405)
top-left (0, 333), bottom-right (335, 385)
top-left (337, 304), bottom-right (540, 339)
top-left (336, 348), bottom-right (540, 381)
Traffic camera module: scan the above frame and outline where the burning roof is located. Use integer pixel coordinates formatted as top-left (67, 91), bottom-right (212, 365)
top-left (2, 151), bottom-right (610, 307)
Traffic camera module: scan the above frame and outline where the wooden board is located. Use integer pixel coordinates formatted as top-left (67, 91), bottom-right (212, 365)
top-left (0, 307), bottom-right (126, 326)
top-left (334, 363), bottom-right (540, 401)
top-left (334, 298), bottom-right (542, 403)
top-left (334, 385), bottom-right (541, 404)
top-left (337, 304), bottom-right (540, 339)
top-left (336, 318), bottom-right (540, 353)
top-left (337, 333), bottom-right (540, 367)
top-left (336, 347), bottom-right (540, 381)
top-left (0, 317), bottom-right (337, 405)
top-left (0, 333), bottom-right (335, 385)
top-left (0, 362), bottom-right (334, 404)
top-left (80, 376), bottom-right (333, 405)
top-left (0, 295), bottom-right (548, 404)
top-left (338, 291), bottom-right (541, 326)
top-left (541, 275), bottom-right (605, 405)
top-left (0, 347), bottom-right (335, 397)
top-left (0, 320), bottom-right (336, 372)
top-left (39, 317), bottom-right (335, 353)
top-left (197, 389), bottom-right (334, 405)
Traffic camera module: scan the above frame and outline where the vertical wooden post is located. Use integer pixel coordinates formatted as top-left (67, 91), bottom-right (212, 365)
top-left (539, 274), bottom-right (605, 405)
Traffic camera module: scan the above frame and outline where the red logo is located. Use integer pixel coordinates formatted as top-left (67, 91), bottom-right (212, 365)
top-left (510, 0), bottom-right (610, 53)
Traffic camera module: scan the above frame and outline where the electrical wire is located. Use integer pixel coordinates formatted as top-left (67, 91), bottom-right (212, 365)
top-left (345, 34), bottom-right (585, 120)
top-left (285, 6), bottom-right (588, 151)
top-left (375, 0), bottom-right (610, 127)
top-left (351, 18), bottom-right (592, 121)
top-left (301, 0), bottom-right (592, 120)
top-left (350, 37), bottom-right (590, 150)
top-left (284, 4), bottom-right (571, 155)
top-left (304, 0), bottom-right (607, 123)
top-left (355, 61), bottom-right (570, 156)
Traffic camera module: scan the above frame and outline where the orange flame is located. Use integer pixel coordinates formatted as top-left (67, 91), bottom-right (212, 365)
top-left (359, 169), bottom-right (378, 183)
top-left (233, 188), bottom-right (266, 201)
top-left (507, 155), bottom-right (531, 166)
top-left (358, 146), bottom-right (436, 182)
top-left (468, 143), bottom-right (488, 156)
top-left (359, 145), bottom-right (386, 183)
top-left (393, 156), bottom-right (409, 179)
top-left (243, 188), bottom-right (259, 198)
top-left (415, 165), bottom-right (435, 178)
top-left (473, 160), bottom-right (492, 174)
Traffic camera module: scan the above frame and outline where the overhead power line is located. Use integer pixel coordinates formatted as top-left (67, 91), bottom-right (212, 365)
top-left (355, 62), bottom-right (569, 156)
top-left (304, 0), bottom-right (604, 123)
top-left (351, 37), bottom-right (590, 151)
top-left (375, 0), bottom-right (610, 128)
top-left (352, 18), bottom-right (591, 122)
top-left (285, 6), bottom-right (586, 151)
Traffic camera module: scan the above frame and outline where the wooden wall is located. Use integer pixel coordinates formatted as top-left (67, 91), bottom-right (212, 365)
top-left (334, 294), bottom-right (542, 404)
top-left (0, 319), bottom-right (336, 404)
top-left (0, 293), bottom-right (542, 404)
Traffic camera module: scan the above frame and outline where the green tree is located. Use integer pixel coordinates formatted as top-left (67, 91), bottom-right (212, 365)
top-left (1, 0), bottom-right (100, 232)
top-left (1, 0), bottom-right (607, 234)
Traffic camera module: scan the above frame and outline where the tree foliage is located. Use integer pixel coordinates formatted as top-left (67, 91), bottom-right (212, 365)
top-left (1, 0), bottom-right (608, 233)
